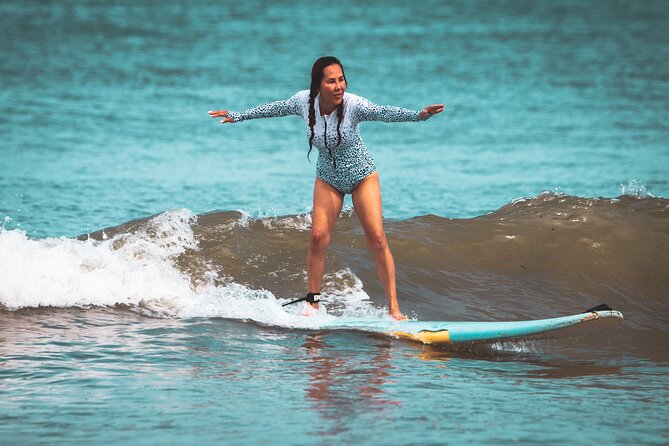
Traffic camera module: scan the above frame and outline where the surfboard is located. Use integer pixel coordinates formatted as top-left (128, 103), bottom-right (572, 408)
top-left (322, 305), bottom-right (623, 345)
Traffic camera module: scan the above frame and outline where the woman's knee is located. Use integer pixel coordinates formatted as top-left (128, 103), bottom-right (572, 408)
top-left (366, 231), bottom-right (388, 253)
top-left (310, 229), bottom-right (331, 251)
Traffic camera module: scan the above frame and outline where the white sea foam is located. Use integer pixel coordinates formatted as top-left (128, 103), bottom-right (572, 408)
top-left (234, 204), bottom-right (356, 232)
top-left (0, 209), bottom-right (384, 328)
top-left (620, 179), bottom-right (654, 197)
top-left (260, 212), bottom-right (312, 231)
top-left (490, 341), bottom-right (544, 353)
top-left (320, 269), bottom-right (389, 319)
top-left (0, 209), bottom-right (199, 311)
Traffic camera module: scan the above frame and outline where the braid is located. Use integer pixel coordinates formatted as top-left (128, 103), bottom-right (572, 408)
top-left (307, 91), bottom-right (316, 162)
top-left (335, 102), bottom-right (344, 147)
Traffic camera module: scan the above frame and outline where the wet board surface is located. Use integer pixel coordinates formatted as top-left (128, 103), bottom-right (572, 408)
top-left (321, 310), bottom-right (624, 345)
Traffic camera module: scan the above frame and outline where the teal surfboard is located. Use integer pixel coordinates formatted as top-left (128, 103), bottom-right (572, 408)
top-left (322, 306), bottom-right (623, 345)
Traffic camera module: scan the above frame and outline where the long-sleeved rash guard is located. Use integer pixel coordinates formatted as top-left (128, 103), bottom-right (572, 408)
top-left (228, 90), bottom-right (429, 194)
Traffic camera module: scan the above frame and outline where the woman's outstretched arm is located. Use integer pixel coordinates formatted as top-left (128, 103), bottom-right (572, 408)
top-left (209, 91), bottom-right (305, 124)
top-left (353, 96), bottom-right (444, 123)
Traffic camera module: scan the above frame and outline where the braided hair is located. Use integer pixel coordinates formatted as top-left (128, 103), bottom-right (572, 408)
top-left (307, 56), bottom-right (347, 163)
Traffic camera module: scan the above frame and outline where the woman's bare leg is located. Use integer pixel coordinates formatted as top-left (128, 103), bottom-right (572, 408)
top-left (351, 172), bottom-right (406, 320)
top-left (307, 179), bottom-right (344, 308)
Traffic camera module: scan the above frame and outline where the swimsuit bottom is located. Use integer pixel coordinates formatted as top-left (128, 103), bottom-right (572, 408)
top-left (316, 143), bottom-right (377, 195)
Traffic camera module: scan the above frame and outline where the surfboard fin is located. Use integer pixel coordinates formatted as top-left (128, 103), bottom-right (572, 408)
top-left (583, 303), bottom-right (613, 313)
top-left (282, 293), bottom-right (321, 307)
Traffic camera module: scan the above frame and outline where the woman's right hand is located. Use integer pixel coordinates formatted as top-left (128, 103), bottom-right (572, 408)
top-left (419, 104), bottom-right (445, 121)
top-left (208, 110), bottom-right (235, 124)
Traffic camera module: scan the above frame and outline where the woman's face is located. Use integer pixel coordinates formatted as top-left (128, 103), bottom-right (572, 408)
top-left (319, 64), bottom-right (346, 106)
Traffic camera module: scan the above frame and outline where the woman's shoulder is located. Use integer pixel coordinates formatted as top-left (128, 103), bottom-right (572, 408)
top-left (344, 91), bottom-right (364, 102)
top-left (343, 92), bottom-right (370, 108)
top-left (343, 92), bottom-right (374, 116)
top-left (292, 90), bottom-right (310, 101)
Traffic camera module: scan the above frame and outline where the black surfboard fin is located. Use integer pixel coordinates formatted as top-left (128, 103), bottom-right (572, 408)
top-left (583, 303), bottom-right (613, 313)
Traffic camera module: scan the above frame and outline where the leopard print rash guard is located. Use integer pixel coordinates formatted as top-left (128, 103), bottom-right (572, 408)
top-left (227, 90), bottom-right (430, 194)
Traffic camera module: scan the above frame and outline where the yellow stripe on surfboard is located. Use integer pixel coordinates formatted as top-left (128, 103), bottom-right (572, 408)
top-left (393, 330), bottom-right (451, 344)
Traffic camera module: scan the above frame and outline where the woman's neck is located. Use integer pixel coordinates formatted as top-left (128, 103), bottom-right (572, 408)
top-left (318, 96), bottom-right (338, 116)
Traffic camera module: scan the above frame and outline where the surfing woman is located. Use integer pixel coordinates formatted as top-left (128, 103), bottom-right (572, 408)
top-left (209, 56), bottom-right (444, 320)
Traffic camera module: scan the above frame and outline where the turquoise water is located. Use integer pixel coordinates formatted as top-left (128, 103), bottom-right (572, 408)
top-left (2, 0), bottom-right (669, 444)
top-left (1, 0), bottom-right (668, 237)
top-left (2, 311), bottom-right (667, 445)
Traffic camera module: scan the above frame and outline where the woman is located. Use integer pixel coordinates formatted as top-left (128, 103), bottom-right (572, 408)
top-left (209, 56), bottom-right (444, 320)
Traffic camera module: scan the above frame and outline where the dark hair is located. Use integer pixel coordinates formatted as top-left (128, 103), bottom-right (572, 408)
top-left (307, 56), bottom-right (347, 163)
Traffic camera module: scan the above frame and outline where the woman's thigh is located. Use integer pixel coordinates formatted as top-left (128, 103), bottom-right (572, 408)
top-left (312, 178), bottom-right (344, 236)
top-left (351, 171), bottom-right (384, 239)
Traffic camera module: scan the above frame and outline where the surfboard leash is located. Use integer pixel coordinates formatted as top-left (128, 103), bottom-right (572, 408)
top-left (282, 292), bottom-right (321, 307)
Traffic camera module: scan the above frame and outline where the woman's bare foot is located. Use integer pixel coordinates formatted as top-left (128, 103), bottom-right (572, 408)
top-left (300, 303), bottom-right (320, 317)
top-left (390, 309), bottom-right (407, 321)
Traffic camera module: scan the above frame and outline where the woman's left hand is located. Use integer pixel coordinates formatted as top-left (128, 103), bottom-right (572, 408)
top-left (419, 104), bottom-right (445, 120)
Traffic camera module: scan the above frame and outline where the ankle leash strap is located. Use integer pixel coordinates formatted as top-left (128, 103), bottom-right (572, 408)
top-left (282, 292), bottom-right (321, 307)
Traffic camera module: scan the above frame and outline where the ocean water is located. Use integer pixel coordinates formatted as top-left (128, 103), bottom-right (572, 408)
top-left (1, 0), bottom-right (669, 445)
